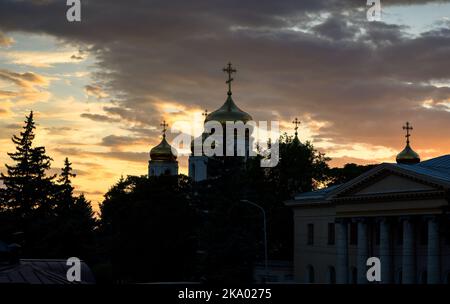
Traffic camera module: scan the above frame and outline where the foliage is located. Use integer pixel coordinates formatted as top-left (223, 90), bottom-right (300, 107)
top-left (0, 112), bottom-right (96, 261)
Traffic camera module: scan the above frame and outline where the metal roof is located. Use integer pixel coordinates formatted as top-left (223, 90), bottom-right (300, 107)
top-left (293, 155), bottom-right (450, 202)
top-left (395, 154), bottom-right (450, 183)
top-left (293, 184), bottom-right (341, 200)
top-left (0, 259), bottom-right (95, 284)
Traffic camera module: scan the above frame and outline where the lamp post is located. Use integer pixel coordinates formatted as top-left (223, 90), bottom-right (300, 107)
top-left (240, 199), bottom-right (268, 283)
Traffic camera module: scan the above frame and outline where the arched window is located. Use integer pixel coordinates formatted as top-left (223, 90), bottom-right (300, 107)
top-left (420, 271), bottom-right (427, 284)
top-left (306, 265), bottom-right (315, 283)
top-left (351, 267), bottom-right (357, 284)
top-left (328, 266), bottom-right (336, 284)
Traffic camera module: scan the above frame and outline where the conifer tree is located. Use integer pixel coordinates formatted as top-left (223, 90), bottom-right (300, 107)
top-left (51, 158), bottom-right (96, 258)
top-left (0, 111), bottom-right (55, 216)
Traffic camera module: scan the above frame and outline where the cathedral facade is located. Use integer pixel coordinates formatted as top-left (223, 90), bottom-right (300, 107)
top-left (148, 63), bottom-right (253, 180)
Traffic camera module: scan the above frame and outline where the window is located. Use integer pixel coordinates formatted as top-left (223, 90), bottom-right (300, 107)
top-left (306, 265), bottom-right (315, 283)
top-left (328, 223), bottom-right (335, 245)
top-left (307, 223), bottom-right (314, 245)
top-left (328, 266), bottom-right (336, 284)
top-left (351, 267), bottom-right (357, 284)
top-left (350, 222), bottom-right (358, 245)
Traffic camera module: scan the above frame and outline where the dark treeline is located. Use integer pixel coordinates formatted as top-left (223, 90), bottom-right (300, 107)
top-left (0, 112), bottom-right (375, 283)
top-left (0, 112), bottom-right (97, 263)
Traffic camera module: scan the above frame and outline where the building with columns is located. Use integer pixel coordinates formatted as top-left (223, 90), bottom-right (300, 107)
top-left (286, 123), bottom-right (450, 284)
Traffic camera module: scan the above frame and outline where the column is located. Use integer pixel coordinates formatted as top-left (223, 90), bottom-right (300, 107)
top-left (336, 219), bottom-right (349, 284)
top-left (402, 217), bottom-right (416, 284)
top-left (379, 218), bottom-right (393, 284)
top-left (357, 218), bottom-right (368, 284)
top-left (427, 216), bottom-right (440, 284)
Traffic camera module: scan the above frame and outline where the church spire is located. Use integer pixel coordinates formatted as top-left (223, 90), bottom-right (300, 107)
top-left (396, 121), bottom-right (420, 164)
top-left (223, 62), bottom-right (237, 96)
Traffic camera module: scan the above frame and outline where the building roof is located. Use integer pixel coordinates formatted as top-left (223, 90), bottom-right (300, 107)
top-left (0, 259), bottom-right (95, 284)
top-left (293, 185), bottom-right (341, 201)
top-left (289, 154), bottom-right (450, 205)
top-left (396, 154), bottom-right (450, 183)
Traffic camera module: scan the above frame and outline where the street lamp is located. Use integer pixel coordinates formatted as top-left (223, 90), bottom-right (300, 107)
top-left (240, 199), bottom-right (268, 283)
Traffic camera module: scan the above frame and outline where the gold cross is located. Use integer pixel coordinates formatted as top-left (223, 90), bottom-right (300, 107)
top-left (403, 121), bottom-right (413, 144)
top-left (223, 62), bottom-right (237, 95)
top-left (160, 120), bottom-right (168, 137)
top-left (292, 117), bottom-right (301, 136)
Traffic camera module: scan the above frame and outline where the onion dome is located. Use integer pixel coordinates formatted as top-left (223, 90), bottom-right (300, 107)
top-left (205, 95), bottom-right (252, 124)
top-left (205, 62), bottom-right (252, 124)
top-left (396, 122), bottom-right (420, 165)
top-left (150, 121), bottom-right (177, 162)
top-left (396, 143), bottom-right (420, 164)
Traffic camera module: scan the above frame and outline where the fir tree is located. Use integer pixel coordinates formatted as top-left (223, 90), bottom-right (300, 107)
top-left (0, 111), bottom-right (55, 216)
top-left (50, 158), bottom-right (96, 258)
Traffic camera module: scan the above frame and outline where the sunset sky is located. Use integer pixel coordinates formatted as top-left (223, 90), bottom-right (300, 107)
top-left (1, 0), bottom-right (450, 212)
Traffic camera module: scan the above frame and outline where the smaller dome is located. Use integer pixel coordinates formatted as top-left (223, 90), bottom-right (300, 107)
top-left (396, 143), bottom-right (420, 164)
top-left (150, 136), bottom-right (177, 161)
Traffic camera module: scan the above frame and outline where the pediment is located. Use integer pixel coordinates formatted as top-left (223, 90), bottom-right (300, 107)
top-left (330, 164), bottom-right (445, 199)
top-left (352, 174), bottom-right (434, 195)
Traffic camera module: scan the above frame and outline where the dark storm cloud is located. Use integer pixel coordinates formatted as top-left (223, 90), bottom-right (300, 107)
top-left (101, 135), bottom-right (145, 147)
top-left (54, 147), bottom-right (148, 163)
top-left (1, 0), bottom-right (450, 157)
top-left (80, 113), bottom-right (120, 123)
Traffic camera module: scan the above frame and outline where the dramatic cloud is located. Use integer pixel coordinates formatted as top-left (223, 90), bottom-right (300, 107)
top-left (1, 50), bottom-right (85, 68)
top-left (80, 112), bottom-right (120, 123)
top-left (0, 31), bottom-right (14, 47)
top-left (0, 69), bottom-right (51, 103)
top-left (1, 0), bottom-right (450, 205)
top-left (84, 85), bottom-right (108, 99)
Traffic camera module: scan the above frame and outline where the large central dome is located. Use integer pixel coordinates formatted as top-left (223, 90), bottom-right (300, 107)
top-left (204, 95), bottom-right (252, 124)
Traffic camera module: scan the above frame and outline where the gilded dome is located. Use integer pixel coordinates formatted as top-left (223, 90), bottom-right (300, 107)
top-left (150, 136), bottom-right (177, 161)
top-left (205, 95), bottom-right (252, 124)
top-left (396, 143), bottom-right (420, 164)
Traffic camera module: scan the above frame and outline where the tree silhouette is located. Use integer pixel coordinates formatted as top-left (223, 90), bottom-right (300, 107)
top-left (0, 112), bottom-right (96, 260)
top-left (0, 111), bottom-right (55, 216)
